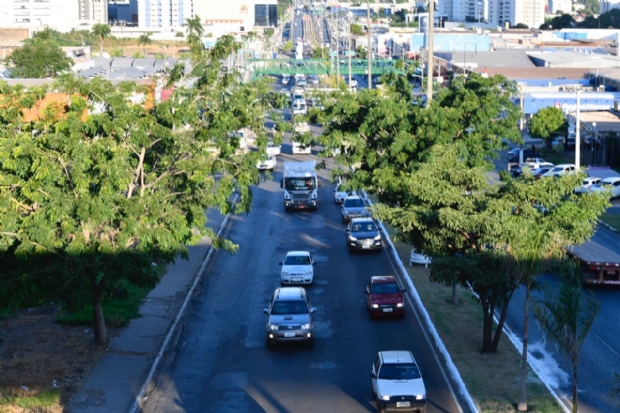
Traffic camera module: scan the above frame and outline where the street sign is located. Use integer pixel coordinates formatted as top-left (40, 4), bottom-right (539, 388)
top-left (329, 51), bottom-right (338, 57)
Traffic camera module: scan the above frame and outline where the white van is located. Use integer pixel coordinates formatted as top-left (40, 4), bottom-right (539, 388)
top-left (292, 101), bottom-right (307, 115)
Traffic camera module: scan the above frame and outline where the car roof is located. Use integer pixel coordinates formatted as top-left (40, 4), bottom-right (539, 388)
top-left (275, 287), bottom-right (306, 300)
top-left (345, 195), bottom-right (362, 200)
top-left (285, 250), bottom-right (311, 256)
top-left (379, 350), bottom-right (415, 364)
top-left (601, 177), bottom-right (620, 183)
top-left (584, 176), bottom-right (600, 182)
top-left (351, 217), bottom-right (374, 224)
top-left (370, 275), bottom-right (398, 284)
top-left (554, 164), bottom-right (575, 168)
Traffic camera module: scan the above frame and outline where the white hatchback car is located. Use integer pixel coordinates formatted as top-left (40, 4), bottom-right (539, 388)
top-left (592, 177), bottom-right (620, 198)
top-left (279, 251), bottom-right (315, 285)
top-left (543, 164), bottom-right (576, 178)
top-left (575, 176), bottom-right (601, 194)
top-left (256, 154), bottom-right (277, 171)
top-left (371, 351), bottom-right (427, 413)
top-left (266, 141), bottom-right (281, 156)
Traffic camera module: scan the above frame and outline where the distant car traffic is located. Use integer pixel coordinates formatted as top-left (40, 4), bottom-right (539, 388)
top-left (334, 183), bottom-right (354, 204)
top-left (266, 140), bottom-right (281, 156)
top-left (365, 276), bottom-right (406, 318)
top-left (346, 217), bottom-right (382, 252)
top-left (279, 251), bottom-right (315, 285)
top-left (256, 154), bottom-right (277, 171)
top-left (264, 287), bottom-right (316, 349)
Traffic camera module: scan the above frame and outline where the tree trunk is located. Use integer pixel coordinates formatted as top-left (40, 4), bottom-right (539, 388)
top-left (490, 292), bottom-right (512, 351)
top-left (518, 283), bottom-right (531, 411)
top-left (572, 361), bottom-right (578, 413)
top-left (450, 282), bottom-right (458, 304)
top-left (481, 295), bottom-right (495, 353)
top-left (92, 275), bottom-right (108, 346)
top-left (100, 39), bottom-right (103, 57)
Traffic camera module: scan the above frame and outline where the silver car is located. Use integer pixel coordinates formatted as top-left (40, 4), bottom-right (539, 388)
top-left (341, 195), bottom-right (369, 224)
top-left (264, 287), bottom-right (316, 349)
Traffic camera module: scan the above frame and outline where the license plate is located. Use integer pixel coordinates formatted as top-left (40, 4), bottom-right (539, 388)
top-left (293, 278), bottom-right (302, 282)
top-left (284, 332), bottom-right (295, 338)
top-left (383, 308), bottom-right (393, 313)
top-left (362, 245), bottom-right (370, 249)
top-left (396, 401), bottom-right (410, 408)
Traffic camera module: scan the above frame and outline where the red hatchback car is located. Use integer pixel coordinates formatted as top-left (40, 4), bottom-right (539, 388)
top-left (365, 276), bottom-right (406, 318)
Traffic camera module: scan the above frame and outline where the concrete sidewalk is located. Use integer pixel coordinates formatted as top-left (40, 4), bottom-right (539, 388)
top-left (70, 209), bottom-right (229, 413)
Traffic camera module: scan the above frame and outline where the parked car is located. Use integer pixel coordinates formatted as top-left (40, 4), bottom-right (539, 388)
top-left (264, 287), bottom-right (316, 349)
top-left (507, 148), bottom-right (536, 163)
top-left (513, 162), bottom-right (554, 177)
top-left (341, 195), bottom-right (369, 223)
top-left (281, 75), bottom-right (291, 85)
top-left (334, 183), bottom-right (354, 204)
top-left (533, 167), bottom-right (552, 179)
top-left (592, 177), bottom-right (620, 198)
top-left (346, 217), bottom-right (382, 252)
top-left (294, 121), bottom-right (310, 133)
top-left (266, 140), bottom-right (281, 156)
top-left (371, 351), bottom-right (427, 413)
top-left (575, 176), bottom-right (602, 194)
top-left (309, 74), bottom-right (320, 84)
top-left (409, 249), bottom-right (431, 268)
top-left (292, 101), bottom-right (307, 115)
top-left (296, 77), bottom-right (307, 87)
top-left (565, 133), bottom-right (576, 149)
top-left (365, 276), bottom-right (406, 318)
top-left (279, 251), bottom-right (315, 285)
top-left (542, 164), bottom-right (576, 178)
top-left (256, 154), bottom-right (277, 171)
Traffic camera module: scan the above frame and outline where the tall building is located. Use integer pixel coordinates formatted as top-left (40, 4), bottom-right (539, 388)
top-left (487, 0), bottom-right (545, 28)
top-left (548, 0), bottom-right (572, 14)
top-left (137, 0), bottom-right (192, 29)
top-left (600, 0), bottom-right (620, 13)
top-left (439, 0), bottom-right (487, 22)
top-left (79, 0), bottom-right (109, 24)
top-left (0, 0), bottom-right (80, 30)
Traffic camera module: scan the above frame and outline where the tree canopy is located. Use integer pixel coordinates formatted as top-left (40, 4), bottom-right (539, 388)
top-left (6, 38), bottom-right (73, 78)
top-left (528, 106), bottom-right (565, 141)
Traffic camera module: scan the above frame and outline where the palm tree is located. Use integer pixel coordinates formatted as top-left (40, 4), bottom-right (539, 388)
top-left (138, 33), bottom-right (153, 58)
top-left (532, 263), bottom-right (600, 413)
top-left (184, 15), bottom-right (204, 56)
top-left (92, 23), bottom-right (111, 56)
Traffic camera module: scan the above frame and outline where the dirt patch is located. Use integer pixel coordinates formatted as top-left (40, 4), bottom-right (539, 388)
top-left (0, 306), bottom-right (117, 412)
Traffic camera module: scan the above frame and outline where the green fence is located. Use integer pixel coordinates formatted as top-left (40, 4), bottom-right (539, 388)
top-left (251, 58), bottom-right (406, 76)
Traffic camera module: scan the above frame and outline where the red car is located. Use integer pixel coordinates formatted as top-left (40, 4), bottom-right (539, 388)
top-left (365, 276), bottom-right (406, 318)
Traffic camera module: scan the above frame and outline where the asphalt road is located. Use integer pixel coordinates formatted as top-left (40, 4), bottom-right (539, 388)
top-left (141, 146), bottom-right (469, 412)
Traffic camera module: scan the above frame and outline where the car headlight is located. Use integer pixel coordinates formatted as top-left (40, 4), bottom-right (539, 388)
top-left (343, 211), bottom-right (349, 216)
top-left (396, 303), bottom-right (404, 308)
top-left (415, 394), bottom-right (425, 400)
top-left (282, 272), bottom-right (289, 277)
top-left (270, 324), bottom-right (279, 331)
top-left (348, 235), bottom-right (357, 241)
top-left (379, 395), bottom-right (390, 401)
top-left (284, 193), bottom-right (291, 200)
top-left (372, 304), bottom-right (379, 309)
top-left (305, 271), bottom-right (312, 277)
top-left (300, 323), bottom-right (310, 330)
top-left (374, 235), bottom-right (381, 241)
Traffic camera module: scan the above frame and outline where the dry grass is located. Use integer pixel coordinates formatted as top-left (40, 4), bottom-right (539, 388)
top-left (386, 229), bottom-right (562, 412)
top-left (0, 306), bottom-right (115, 413)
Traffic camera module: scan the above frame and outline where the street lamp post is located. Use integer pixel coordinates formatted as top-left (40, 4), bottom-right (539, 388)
top-left (348, 12), bottom-right (352, 89)
top-left (367, 0), bottom-right (372, 89)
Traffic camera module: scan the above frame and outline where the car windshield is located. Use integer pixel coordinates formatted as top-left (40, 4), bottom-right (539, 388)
top-left (378, 363), bottom-right (421, 380)
top-left (370, 282), bottom-right (399, 294)
top-left (271, 300), bottom-right (308, 315)
top-left (344, 198), bottom-right (365, 208)
top-left (352, 222), bottom-right (376, 232)
top-left (284, 178), bottom-right (316, 191)
top-left (284, 255), bottom-right (311, 265)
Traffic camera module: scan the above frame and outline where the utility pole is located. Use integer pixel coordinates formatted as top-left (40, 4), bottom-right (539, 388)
top-left (519, 83), bottom-right (525, 164)
top-left (348, 12), bottom-right (352, 89)
top-left (426, 0), bottom-right (434, 104)
top-left (367, 0), bottom-right (372, 89)
top-left (576, 90), bottom-right (581, 170)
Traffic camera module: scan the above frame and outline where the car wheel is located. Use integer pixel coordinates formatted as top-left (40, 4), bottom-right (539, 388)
top-left (341, 217), bottom-right (346, 224)
top-left (306, 337), bottom-right (315, 349)
top-left (368, 311), bottom-right (374, 320)
top-left (266, 339), bottom-right (276, 350)
top-left (376, 405), bottom-right (385, 413)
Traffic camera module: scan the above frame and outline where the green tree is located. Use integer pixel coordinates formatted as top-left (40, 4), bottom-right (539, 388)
top-left (6, 39), bottom-right (73, 78)
top-left (184, 15), bottom-right (204, 57)
top-left (533, 265), bottom-right (601, 413)
top-left (92, 23), bottom-right (111, 56)
top-left (528, 106), bottom-right (565, 142)
top-left (173, 31), bottom-right (184, 60)
top-left (282, 40), bottom-right (294, 53)
top-left (138, 33), bottom-right (153, 58)
top-left (0, 36), bottom-right (277, 345)
top-left (350, 23), bottom-right (365, 36)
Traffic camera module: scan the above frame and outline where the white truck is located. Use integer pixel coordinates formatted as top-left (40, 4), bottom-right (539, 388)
top-left (281, 161), bottom-right (320, 211)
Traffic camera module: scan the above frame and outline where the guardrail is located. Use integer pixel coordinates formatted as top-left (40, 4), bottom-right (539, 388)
top-left (251, 58), bottom-right (406, 76)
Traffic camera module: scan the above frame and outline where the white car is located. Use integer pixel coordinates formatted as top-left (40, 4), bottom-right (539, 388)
top-left (281, 75), bottom-right (291, 85)
top-left (409, 249), bottom-right (431, 268)
top-left (575, 176), bottom-right (601, 194)
top-left (524, 158), bottom-right (549, 169)
top-left (543, 164), bottom-right (576, 178)
top-left (592, 177), bottom-right (620, 198)
top-left (294, 122), bottom-right (310, 133)
top-left (292, 101), bottom-right (307, 115)
top-left (266, 141), bottom-right (281, 156)
top-left (334, 183), bottom-right (354, 204)
top-left (371, 351), bottom-right (427, 413)
top-left (279, 251), bottom-right (315, 285)
top-left (256, 154), bottom-right (277, 171)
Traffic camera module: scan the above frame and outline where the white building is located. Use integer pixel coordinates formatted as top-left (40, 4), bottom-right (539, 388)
top-left (439, 0), bottom-right (488, 23)
top-left (487, 0), bottom-right (546, 28)
top-left (600, 0), bottom-right (620, 13)
top-left (79, 0), bottom-right (109, 24)
top-left (548, 0), bottom-right (572, 14)
top-left (137, 0), bottom-right (192, 29)
top-left (193, 0), bottom-right (257, 33)
top-left (0, 0), bottom-right (80, 30)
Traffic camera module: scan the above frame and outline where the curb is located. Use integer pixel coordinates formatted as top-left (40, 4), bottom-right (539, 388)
top-left (597, 218), bottom-right (619, 234)
top-left (128, 199), bottom-right (237, 413)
